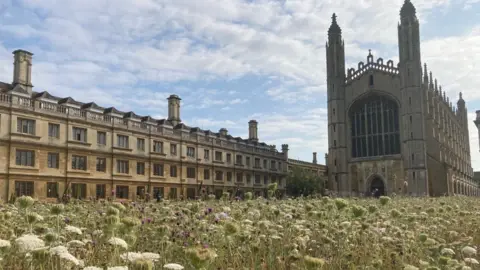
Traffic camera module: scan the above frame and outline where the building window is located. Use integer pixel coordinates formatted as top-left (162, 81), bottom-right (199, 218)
top-left (187, 147), bottom-right (195, 158)
top-left (46, 182), bottom-right (58, 198)
top-left (117, 160), bottom-right (129, 174)
top-left (226, 153), bottom-right (232, 163)
top-left (264, 175), bottom-right (268, 185)
top-left (153, 164), bottom-right (164, 176)
top-left (153, 141), bottom-right (163, 153)
top-left (263, 160), bottom-right (267, 169)
top-left (153, 187), bottom-right (164, 198)
top-left (72, 156), bottom-right (87, 170)
top-left (187, 167), bottom-right (196, 178)
top-left (136, 186), bottom-right (145, 196)
top-left (17, 118), bottom-right (35, 135)
top-left (369, 74), bottom-right (374, 86)
top-left (170, 165), bottom-right (177, 177)
top-left (170, 144), bottom-right (177, 155)
top-left (71, 183), bottom-right (86, 199)
top-left (350, 94), bottom-right (400, 158)
top-left (47, 153), bottom-right (59, 168)
top-left (96, 157), bottom-right (106, 172)
top-left (215, 171), bottom-right (223, 181)
top-left (227, 172), bottom-right (232, 181)
top-left (116, 185), bottom-right (129, 199)
top-left (137, 138), bottom-right (145, 151)
top-left (97, 131), bottom-right (106, 145)
top-left (236, 172), bottom-right (243, 182)
top-left (255, 175), bottom-right (261, 184)
top-left (270, 160), bottom-right (276, 170)
top-left (16, 150), bottom-right (35, 167)
top-left (169, 187), bottom-right (177, 199)
top-left (246, 174), bottom-right (251, 183)
top-left (204, 169), bottom-right (210, 180)
top-left (236, 155), bottom-right (242, 165)
top-left (48, 123), bottom-right (59, 138)
top-left (255, 158), bottom-right (260, 168)
top-left (96, 184), bottom-right (106, 199)
top-left (72, 127), bottom-right (87, 142)
top-left (204, 149), bottom-right (210, 160)
top-left (137, 162), bottom-right (145, 175)
top-left (246, 157), bottom-right (250, 166)
top-left (215, 151), bottom-right (222, 161)
top-left (117, 135), bottom-right (129, 148)
top-left (15, 181), bottom-right (34, 197)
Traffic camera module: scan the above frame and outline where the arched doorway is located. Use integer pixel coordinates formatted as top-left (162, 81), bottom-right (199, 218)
top-left (369, 176), bottom-right (385, 196)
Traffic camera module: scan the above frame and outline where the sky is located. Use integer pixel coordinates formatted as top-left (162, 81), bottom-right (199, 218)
top-left (0, 0), bottom-right (479, 169)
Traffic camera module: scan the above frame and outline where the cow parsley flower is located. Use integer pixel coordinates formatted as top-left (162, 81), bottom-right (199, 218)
top-left (15, 234), bottom-right (45, 253)
top-left (163, 263), bottom-right (184, 270)
top-left (65, 225), bottom-right (82, 235)
top-left (108, 237), bottom-right (128, 249)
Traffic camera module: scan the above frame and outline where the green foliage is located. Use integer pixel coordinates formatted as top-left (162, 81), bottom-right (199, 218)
top-left (285, 166), bottom-right (326, 197)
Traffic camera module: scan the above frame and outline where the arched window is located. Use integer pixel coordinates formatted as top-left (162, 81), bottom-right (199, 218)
top-left (350, 94), bottom-right (400, 158)
top-left (369, 75), bottom-right (374, 86)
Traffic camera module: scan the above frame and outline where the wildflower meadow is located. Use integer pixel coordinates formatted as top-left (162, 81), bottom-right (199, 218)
top-left (0, 194), bottom-right (478, 269)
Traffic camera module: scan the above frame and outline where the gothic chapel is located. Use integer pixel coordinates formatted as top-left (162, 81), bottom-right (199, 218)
top-left (326, 0), bottom-right (477, 197)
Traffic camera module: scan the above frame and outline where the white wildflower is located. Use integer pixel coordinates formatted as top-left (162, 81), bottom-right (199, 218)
top-left (84, 267), bottom-right (103, 270)
top-left (464, 258), bottom-right (479, 265)
top-left (120, 252), bottom-right (143, 262)
top-left (108, 237), bottom-right (128, 249)
top-left (163, 263), bottom-right (184, 270)
top-left (50, 245), bottom-right (81, 266)
top-left (441, 248), bottom-right (455, 256)
top-left (107, 267), bottom-right (128, 270)
top-left (462, 246), bottom-right (477, 257)
top-left (15, 234), bottom-right (45, 253)
top-left (403, 264), bottom-right (419, 270)
top-left (67, 240), bottom-right (85, 247)
top-left (141, 252), bottom-right (160, 261)
top-left (65, 225), bottom-right (82, 235)
top-left (0, 239), bottom-right (11, 248)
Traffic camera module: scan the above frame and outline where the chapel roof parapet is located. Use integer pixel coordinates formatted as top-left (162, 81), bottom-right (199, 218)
top-left (345, 50), bottom-right (399, 84)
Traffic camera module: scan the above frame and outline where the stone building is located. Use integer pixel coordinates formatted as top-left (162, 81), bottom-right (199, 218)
top-left (288, 152), bottom-right (327, 177)
top-left (0, 49), bottom-right (319, 201)
top-left (326, 0), bottom-right (478, 197)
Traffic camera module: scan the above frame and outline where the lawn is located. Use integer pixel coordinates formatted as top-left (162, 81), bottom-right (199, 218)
top-left (0, 195), bottom-right (478, 269)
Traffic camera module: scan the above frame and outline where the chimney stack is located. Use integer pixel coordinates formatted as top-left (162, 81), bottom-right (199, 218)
top-left (12, 49), bottom-right (34, 94)
top-left (167, 94), bottom-right (181, 126)
top-left (248, 120), bottom-right (258, 142)
top-left (219, 128), bottom-right (228, 136)
top-left (313, 152), bottom-right (317, 164)
top-left (281, 144), bottom-right (289, 161)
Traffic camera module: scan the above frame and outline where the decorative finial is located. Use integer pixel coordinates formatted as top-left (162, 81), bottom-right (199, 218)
top-left (429, 72), bottom-right (433, 84)
top-left (459, 92), bottom-right (463, 99)
top-left (328, 13), bottom-right (342, 34)
top-left (368, 49), bottom-right (372, 56)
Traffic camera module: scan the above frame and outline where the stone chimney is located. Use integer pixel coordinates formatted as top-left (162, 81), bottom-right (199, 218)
top-left (12, 49), bottom-right (34, 94)
top-left (219, 128), bottom-right (228, 136)
top-left (313, 152), bottom-right (317, 164)
top-left (248, 120), bottom-right (258, 142)
top-left (167, 94), bottom-right (181, 126)
top-left (281, 144), bottom-right (289, 161)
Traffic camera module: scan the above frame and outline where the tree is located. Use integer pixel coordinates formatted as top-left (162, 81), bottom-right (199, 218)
top-left (285, 166), bottom-right (326, 197)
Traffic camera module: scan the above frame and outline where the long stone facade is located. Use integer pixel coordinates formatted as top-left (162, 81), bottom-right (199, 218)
top-left (326, 0), bottom-right (478, 197)
top-left (0, 49), bottom-right (323, 202)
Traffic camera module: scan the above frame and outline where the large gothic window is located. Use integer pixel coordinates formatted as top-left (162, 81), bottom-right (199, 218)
top-left (350, 94), bottom-right (400, 158)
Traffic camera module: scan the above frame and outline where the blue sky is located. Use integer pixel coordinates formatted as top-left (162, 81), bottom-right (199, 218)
top-left (0, 0), bottom-right (480, 169)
